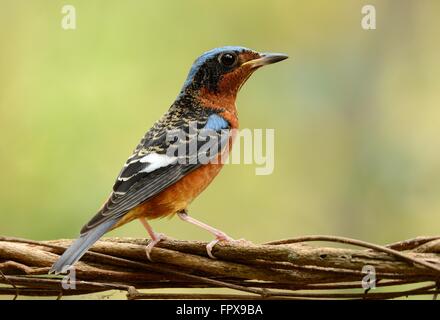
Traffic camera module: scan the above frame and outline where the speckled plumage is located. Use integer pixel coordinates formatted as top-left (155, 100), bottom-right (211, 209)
top-left (50, 46), bottom-right (287, 273)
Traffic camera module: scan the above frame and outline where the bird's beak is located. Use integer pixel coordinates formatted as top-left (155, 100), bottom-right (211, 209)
top-left (242, 52), bottom-right (288, 69)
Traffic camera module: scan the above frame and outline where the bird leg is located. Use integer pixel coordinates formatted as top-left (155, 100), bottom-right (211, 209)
top-left (177, 210), bottom-right (233, 259)
top-left (139, 217), bottom-right (166, 261)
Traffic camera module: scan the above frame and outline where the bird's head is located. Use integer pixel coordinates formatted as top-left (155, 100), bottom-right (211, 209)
top-left (179, 46), bottom-right (288, 108)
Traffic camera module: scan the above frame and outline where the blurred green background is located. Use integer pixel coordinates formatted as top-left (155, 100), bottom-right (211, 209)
top-left (1, 0), bottom-right (439, 251)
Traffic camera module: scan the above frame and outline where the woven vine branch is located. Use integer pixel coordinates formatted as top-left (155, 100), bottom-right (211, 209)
top-left (0, 235), bottom-right (439, 300)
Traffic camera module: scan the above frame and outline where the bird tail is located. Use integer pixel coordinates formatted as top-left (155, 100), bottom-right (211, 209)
top-left (49, 219), bottom-right (118, 274)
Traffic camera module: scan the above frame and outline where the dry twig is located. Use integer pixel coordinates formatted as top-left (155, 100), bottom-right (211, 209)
top-left (0, 235), bottom-right (439, 300)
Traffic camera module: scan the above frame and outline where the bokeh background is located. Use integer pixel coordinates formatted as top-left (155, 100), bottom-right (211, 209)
top-left (0, 0), bottom-right (439, 298)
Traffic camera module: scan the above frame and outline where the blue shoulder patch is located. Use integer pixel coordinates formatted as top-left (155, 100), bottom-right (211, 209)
top-left (204, 114), bottom-right (229, 131)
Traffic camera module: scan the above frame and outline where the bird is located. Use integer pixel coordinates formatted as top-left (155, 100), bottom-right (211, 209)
top-left (49, 46), bottom-right (288, 274)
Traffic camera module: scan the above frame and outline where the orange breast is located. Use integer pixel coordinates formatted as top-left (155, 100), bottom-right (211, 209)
top-left (148, 161), bottom-right (224, 217)
top-left (112, 161), bottom-right (225, 228)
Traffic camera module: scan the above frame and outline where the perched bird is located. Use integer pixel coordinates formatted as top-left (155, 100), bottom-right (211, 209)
top-left (50, 46), bottom-right (287, 274)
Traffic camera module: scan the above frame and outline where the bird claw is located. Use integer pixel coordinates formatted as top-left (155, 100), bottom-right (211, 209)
top-left (145, 232), bottom-right (166, 262)
top-left (206, 233), bottom-right (234, 259)
top-left (206, 239), bottom-right (220, 259)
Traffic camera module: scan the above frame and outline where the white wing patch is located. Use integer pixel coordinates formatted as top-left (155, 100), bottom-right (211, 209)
top-left (117, 153), bottom-right (178, 183)
top-left (139, 153), bottom-right (177, 173)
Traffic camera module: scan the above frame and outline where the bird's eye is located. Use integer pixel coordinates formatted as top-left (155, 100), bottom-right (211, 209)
top-left (219, 53), bottom-right (237, 67)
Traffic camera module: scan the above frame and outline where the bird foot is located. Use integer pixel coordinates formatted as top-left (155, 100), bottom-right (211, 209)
top-left (145, 232), bottom-right (166, 262)
top-left (206, 232), bottom-right (235, 259)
